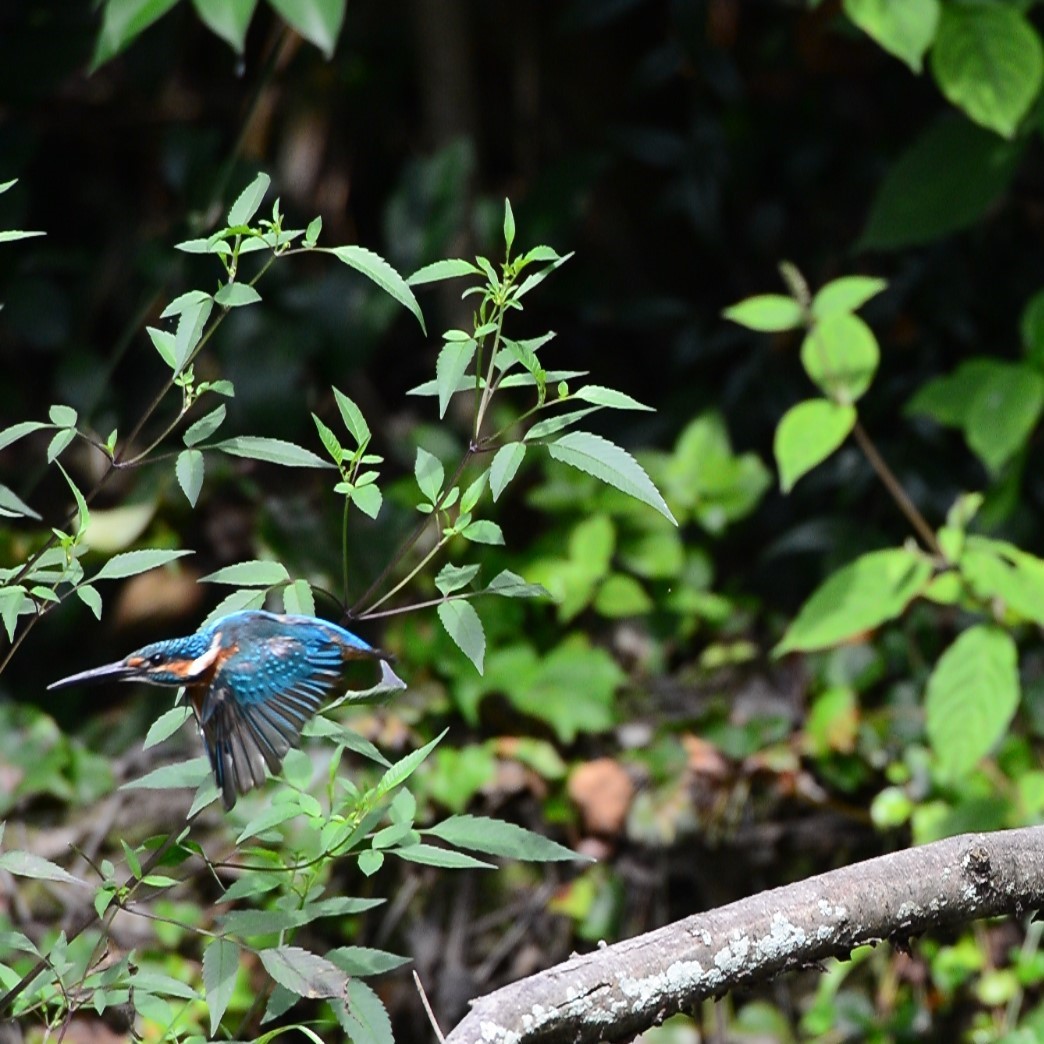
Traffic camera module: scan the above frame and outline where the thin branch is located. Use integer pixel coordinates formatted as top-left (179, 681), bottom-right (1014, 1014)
top-left (414, 970), bottom-right (447, 1044)
top-left (445, 826), bottom-right (1044, 1044)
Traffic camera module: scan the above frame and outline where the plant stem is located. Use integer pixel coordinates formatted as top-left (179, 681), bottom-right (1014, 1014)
top-left (851, 419), bottom-right (940, 555)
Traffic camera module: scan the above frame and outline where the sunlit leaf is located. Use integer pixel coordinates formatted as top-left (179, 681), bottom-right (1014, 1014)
top-left (200, 560), bottom-right (290, 586)
top-left (490, 442), bottom-right (525, 500)
top-left (92, 0), bottom-right (180, 69)
top-left (326, 245), bottom-right (425, 333)
top-left (214, 282), bottom-right (262, 307)
top-left (333, 387), bottom-right (370, 445)
top-left (438, 599), bottom-right (485, 673)
top-left (414, 446), bottom-right (444, 503)
top-left (176, 448), bottom-right (205, 506)
top-left (774, 399), bottom-right (856, 492)
top-left (216, 436), bottom-right (332, 468)
top-left (407, 258), bottom-right (482, 285)
top-left (259, 945), bottom-right (348, 999)
top-left (0, 851), bottom-right (88, 888)
top-left (227, 172), bottom-right (271, 227)
top-left (184, 405), bottom-right (227, 447)
top-left (436, 339), bottom-right (476, 419)
top-left (143, 705), bottom-right (193, 750)
top-left (192, 0), bottom-right (257, 53)
top-left (203, 937), bottom-right (240, 1034)
top-left (93, 548), bottom-right (193, 582)
top-left (425, 814), bottom-right (581, 861)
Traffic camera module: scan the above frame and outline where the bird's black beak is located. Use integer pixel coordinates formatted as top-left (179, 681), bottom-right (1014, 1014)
top-left (48, 660), bottom-right (140, 691)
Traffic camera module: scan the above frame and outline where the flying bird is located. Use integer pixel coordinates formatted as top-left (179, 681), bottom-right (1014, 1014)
top-left (49, 610), bottom-right (404, 810)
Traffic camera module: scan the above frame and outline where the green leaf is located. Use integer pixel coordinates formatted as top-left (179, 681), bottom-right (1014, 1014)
top-left (147, 326), bottom-right (177, 369)
top-left (49, 404), bottom-right (77, 427)
top-left (461, 520), bottom-right (504, 545)
top-left (326, 245), bottom-right (425, 333)
top-left (435, 563), bottom-right (480, 596)
top-left (333, 980), bottom-right (394, 1044)
top-left (375, 730), bottom-right (447, 799)
top-left (525, 407), bottom-right (601, 442)
top-left (203, 938), bottom-right (240, 1034)
top-left (722, 294), bottom-right (803, 332)
top-left (216, 436), bottom-right (333, 468)
top-left (327, 946), bottom-right (410, 978)
top-left (214, 282), bottom-right (262, 308)
top-left (0, 230), bottom-right (44, 244)
top-left (811, 276), bottom-right (888, 319)
top-left (92, 0), bottom-right (179, 69)
top-left (426, 814), bottom-right (581, 862)
top-left (960, 538), bottom-right (1044, 628)
top-left (392, 844), bottom-right (495, 870)
top-left (931, 4), bottom-right (1043, 139)
top-left (593, 573), bottom-right (653, 617)
top-left (259, 945), bottom-right (348, 999)
top-left (460, 470), bottom-right (487, 514)
top-left (1021, 289), bottom-right (1044, 370)
top-left (859, 114), bottom-right (1022, 251)
top-left (282, 578), bottom-right (316, 616)
top-left (438, 599), bottom-right (485, 673)
top-left (436, 339), bottom-right (477, 419)
top-left (774, 399), bottom-right (856, 492)
top-left (0, 483), bottom-right (41, 521)
top-left (571, 385), bottom-right (654, 411)
top-left (490, 442), bottom-right (526, 500)
top-left (800, 313), bottom-right (879, 404)
top-left (964, 362), bottom-right (1044, 473)
top-left (184, 404), bottom-right (227, 447)
top-left (843, 0), bottom-right (939, 72)
top-left (0, 420), bottom-right (49, 452)
top-left (547, 431), bottom-right (676, 524)
top-left (777, 547), bottom-right (932, 655)
top-left (486, 569), bottom-right (549, 599)
top-left (333, 387), bottom-right (370, 445)
top-left (414, 447), bottom-right (444, 503)
top-left (503, 198), bottom-right (516, 254)
top-left (121, 756), bottom-right (211, 792)
top-left (0, 851), bottom-right (88, 888)
top-left (200, 587), bottom-right (267, 628)
top-left (47, 428), bottom-right (75, 463)
top-left (173, 296), bottom-right (214, 372)
top-left (161, 289), bottom-right (212, 319)
top-left (926, 625), bottom-right (1019, 778)
top-left (176, 448), bottom-right (205, 506)
top-left (407, 258), bottom-right (482, 285)
top-left (192, 0), bottom-right (257, 53)
top-left (200, 560), bottom-right (290, 586)
top-left (75, 584), bottom-right (102, 619)
top-left (351, 484), bottom-right (383, 519)
top-left (93, 548), bottom-right (193, 582)
top-left (143, 706), bottom-right (193, 750)
top-left (227, 172), bottom-right (271, 227)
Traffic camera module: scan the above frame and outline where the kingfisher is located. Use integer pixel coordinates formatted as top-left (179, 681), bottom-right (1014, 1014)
top-left (48, 610), bottom-right (405, 810)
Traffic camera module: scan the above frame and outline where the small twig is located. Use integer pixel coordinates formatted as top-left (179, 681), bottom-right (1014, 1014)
top-left (413, 970), bottom-right (446, 1044)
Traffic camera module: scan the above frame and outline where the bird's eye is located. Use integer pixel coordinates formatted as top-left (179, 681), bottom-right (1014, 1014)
top-left (148, 653), bottom-right (165, 667)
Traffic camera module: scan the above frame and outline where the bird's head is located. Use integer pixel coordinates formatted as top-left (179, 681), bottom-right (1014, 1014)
top-left (49, 632), bottom-right (221, 691)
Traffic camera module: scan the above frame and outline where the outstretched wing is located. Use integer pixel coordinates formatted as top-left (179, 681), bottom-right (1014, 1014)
top-left (192, 629), bottom-right (379, 809)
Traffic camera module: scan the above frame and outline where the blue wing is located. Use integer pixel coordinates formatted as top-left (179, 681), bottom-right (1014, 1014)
top-left (192, 614), bottom-right (384, 809)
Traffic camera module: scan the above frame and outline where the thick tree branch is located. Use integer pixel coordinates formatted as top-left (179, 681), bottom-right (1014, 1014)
top-left (447, 827), bottom-right (1044, 1044)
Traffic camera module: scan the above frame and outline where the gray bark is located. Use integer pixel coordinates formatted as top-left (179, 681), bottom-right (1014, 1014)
top-left (446, 826), bottom-right (1044, 1044)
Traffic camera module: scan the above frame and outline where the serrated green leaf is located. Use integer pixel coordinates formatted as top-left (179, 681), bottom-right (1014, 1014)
top-left (525, 407), bottom-right (600, 442)
top-left (333, 979), bottom-right (394, 1044)
top-left (47, 428), bottom-right (75, 462)
top-left (0, 420), bottom-right (49, 452)
top-left (266, 0), bottom-right (346, 57)
top-left (571, 385), bottom-right (654, 411)
top-left (191, 0), bottom-right (257, 53)
top-left (931, 4), bottom-right (1042, 139)
top-left (227, 172), bottom-right (271, 226)
top-left (200, 587), bottom-right (267, 628)
top-left (200, 560), bottom-right (290, 586)
top-left (351, 483), bottom-right (383, 519)
top-left (436, 339), bottom-right (477, 419)
top-left (93, 548), bottom-right (193, 582)
top-left (214, 282), bottom-right (262, 308)
top-left (143, 705), bottom-right (193, 750)
top-left (216, 436), bottom-right (332, 468)
top-left (184, 404), bottom-right (227, 447)
top-left (333, 387), bottom-right (370, 445)
top-left (147, 326), bottom-right (177, 369)
top-left (777, 547), bottom-right (932, 655)
top-left (326, 245), bottom-right (425, 333)
top-left (327, 946), bottom-right (410, 978)
top-left (173, 296), bottom-right (214, 372)
top-left (723, 294), bottom-right (804, 332)
top-left (461, 520), bottom-right (504, 545)
top-left (414, 446), bottom-right (444, 503)
top-left (75, 584), bottom-right (103, 619)
top-left (282, 578), bottom-right (316, 616)
top-left (774, 399), bottom-right (856, 492)
top-left (161, 289), bottom-right (212, 319)
top-left (0, 483), bottom-right (40, 521)
top-left (0, 851), bottom-right (88, 888)
top-left (426, 814), bottom-right (581, 862)
top-left (202, 937), bottom-right (239, 1035)
top-left (438, 599), bottom-right (485, 673)
top-left (121, 756), bottom-right (211, 792)
top-left (393, 844), bottom-right (494, 869)
top-left (259, 945), bottom-right (348, 999)
top-left (926, 624), bottom-right (1018, 778)
top-left (811, 275), bottom-right (888, 319)
top-left (486, 569), bottom-right (549, 599)
top-left (435, 563), bottom-right (480, 596)
top-left (49, 404), bottom-right (77, 427)
top-left (490, 442), bottom-right (525, 500)
top-left (176, 448), bottom-right (205, 506)
top-left (406, 258), bottom-right (482, 285)
top-left (375, 730), bottom-right (446, 799)
top-left (547, 431), bottom-right (676, 524)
